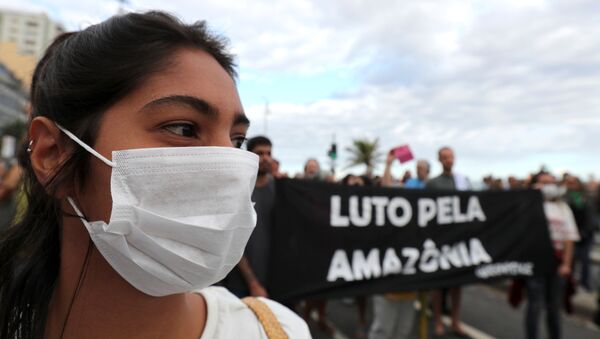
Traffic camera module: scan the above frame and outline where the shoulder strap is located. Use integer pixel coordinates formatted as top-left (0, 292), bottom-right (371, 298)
top-left (242, 297), bottom-right (289, 339)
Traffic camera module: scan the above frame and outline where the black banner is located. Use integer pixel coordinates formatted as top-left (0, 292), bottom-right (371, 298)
top-left (268, 179), bottom-right (555, 301)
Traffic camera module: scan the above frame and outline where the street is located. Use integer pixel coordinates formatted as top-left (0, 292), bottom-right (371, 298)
top-left (306, 284), bottom-right (599, 339)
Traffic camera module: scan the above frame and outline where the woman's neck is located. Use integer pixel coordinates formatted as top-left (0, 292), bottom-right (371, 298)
top-left (45, 217), bottom-right (206, 339)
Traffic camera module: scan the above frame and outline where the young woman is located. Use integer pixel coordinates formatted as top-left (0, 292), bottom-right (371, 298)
top-left (0, 11), bottom-right (309, 339)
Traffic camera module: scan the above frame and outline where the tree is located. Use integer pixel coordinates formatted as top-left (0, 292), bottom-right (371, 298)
top-left (346, 138), bottom-right (383, 177)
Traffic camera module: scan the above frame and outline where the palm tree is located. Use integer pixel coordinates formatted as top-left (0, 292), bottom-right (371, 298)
top-left (346, 138), bottom-right (383, 177)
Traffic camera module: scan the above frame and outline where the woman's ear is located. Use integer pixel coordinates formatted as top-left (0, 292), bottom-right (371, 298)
top-left (29, 117), bottom-right (71, 193)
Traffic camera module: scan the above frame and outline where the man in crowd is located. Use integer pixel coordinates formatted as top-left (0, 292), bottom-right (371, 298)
top-left (223, 136), bottom-right (275, 297)
top-left (370, 149), bottom-right (431, 339)
top-left (427, 146), bottom-right (469, 337)
top-left (404, 160), bottom-right (430, 189)
top-left (303, 158), bottom-right (322, 180)
top-left (564, 174), bottom-right (595, 290)
top-left (508, 175), bottom-right (522, 190)
top-left (427, 146), bottom-right (470, 191)
top-left (271, 158), bottom-right (287, 178)
top-left (300, 157), bottom-right (335, 336)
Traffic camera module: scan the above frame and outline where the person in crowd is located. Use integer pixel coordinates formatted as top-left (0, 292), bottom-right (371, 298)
top-left (525, 172), bottom-right (579, 339)
top-left (271, 158), bottom-right (287, 178)
top-left (427, 147), bottom-right (471, 191)
top-left (593, 177), bottom-right (600, 200)
top-left (0, 12), bottom-right (310, 338)
top-left (382, 150), bottom-right (403, 187)
top-left (522, 174), bottom-right (533, 189)
top-left (300, 158), bottom-right (335, 336)
top-left (364, 175), bottom-right (377, 187)
top-left (340, 174), bottom-right (369, 338)
top-left (489, 178), bottom-right (504, 191)
top-left (508, 176), bottom-right (522, 190)
top-left (564, 175), bottom-right (595, 290)
top-left (593, 184), bottom-right (600, 327)
top-left (223, 136), bottom-right (276, 298)
top-left (303, 158), bottom-right (322, 180)
top-left (342, 174), bottom-right (365, 187)
top-left (426, 146), bottom-right (469, 337)
top-left (405, 160), bottom-right (430, 189)
top-left (401, 170), bottom-right (412, 184)
top-left (370, 149), bottom-right (431, 339)
top-left (382, 148), bottom-right (430, 189)
top-left (482, 175), bottom-right (493, 189)
top-left (0, 160), bottom-right (22, 231)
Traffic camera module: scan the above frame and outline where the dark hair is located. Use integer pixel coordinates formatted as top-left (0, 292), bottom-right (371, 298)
top-left (361, 175), bottom-right (374, 187)
top-left (530, 170), bottom-right (550, 188)
top-left (438, 146), bottom-right (453, 156)
top-left (341, 174), bottom-right (354, 185)
top-left (304, 158), bottom-right (319, 171)
top-left (0, 11), bottom-right (236, 338)
top-left (247, 135), bottom-right (272, 152)
top-left (416, 159), bottom-right (430, 173)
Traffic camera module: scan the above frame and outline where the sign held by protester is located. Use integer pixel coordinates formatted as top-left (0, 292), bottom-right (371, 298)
top-left (268, 179), bottom-right (555, 301)
top-left (392, 144), bottom-right (414, 164)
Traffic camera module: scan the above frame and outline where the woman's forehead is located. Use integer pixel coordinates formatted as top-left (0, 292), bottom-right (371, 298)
top-left (126, 49), bottom-right (242, 117)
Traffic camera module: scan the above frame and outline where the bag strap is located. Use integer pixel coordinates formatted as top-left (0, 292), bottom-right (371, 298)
top-left (242, 297), bottom-right (289, 339)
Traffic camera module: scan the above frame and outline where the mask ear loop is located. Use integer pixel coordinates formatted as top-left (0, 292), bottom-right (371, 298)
top-left (55, 123), bottom-right (116, 167)
top-left (67, 197), bottom-right (88, 221)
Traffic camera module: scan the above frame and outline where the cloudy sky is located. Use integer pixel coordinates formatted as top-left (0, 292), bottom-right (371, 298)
top-left (8, 0), bottom-right (600, 183)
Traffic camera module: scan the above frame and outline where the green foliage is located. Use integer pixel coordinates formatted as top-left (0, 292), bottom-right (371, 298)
top-left (345, 138), bottom-right (382, 176)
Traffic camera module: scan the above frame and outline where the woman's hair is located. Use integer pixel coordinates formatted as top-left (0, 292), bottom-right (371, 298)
top-left (0, 11), bottom-right (236, 338)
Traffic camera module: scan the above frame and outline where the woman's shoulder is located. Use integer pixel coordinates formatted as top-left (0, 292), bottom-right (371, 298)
top-left (198, 286), bottom-right (311, 339)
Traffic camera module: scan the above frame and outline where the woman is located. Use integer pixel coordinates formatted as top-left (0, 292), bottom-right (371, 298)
top-left (0, 11), bottom-right (309, 339)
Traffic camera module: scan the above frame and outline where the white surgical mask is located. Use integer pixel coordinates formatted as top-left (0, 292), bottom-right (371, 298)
top-left (58, 125), bottom-right (258, 296)
top-left (540, 184), bottom-right (566, 201)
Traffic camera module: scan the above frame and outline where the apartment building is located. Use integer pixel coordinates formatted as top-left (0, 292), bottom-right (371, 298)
top-left (0, 62), bottom-right (27, 125)
top-left (0, 8), bottom-right (64, 88)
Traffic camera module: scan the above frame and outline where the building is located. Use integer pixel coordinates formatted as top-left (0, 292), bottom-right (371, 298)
top-left (0, 61), bottom-right (27, 125)
top-left (0, 8), bottom-right (64, 89)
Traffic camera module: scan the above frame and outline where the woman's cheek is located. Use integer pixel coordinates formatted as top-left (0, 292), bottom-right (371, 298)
top-left (79, 157), bottom-right (114, 223)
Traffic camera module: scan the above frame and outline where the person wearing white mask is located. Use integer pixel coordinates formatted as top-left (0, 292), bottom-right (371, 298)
top-left (0, 11), bottom-right (309, 339)
top-left (524, 172), bottom-right (579, 339)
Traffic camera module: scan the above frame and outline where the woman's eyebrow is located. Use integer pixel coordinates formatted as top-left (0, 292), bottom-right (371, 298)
top-left (141, 95), bottom-right (219, 119)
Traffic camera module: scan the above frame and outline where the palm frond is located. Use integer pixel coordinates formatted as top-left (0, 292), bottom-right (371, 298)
top-left (345, 138), bottom-right (382, 175)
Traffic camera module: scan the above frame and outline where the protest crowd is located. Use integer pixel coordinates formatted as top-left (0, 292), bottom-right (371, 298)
top-left (217, 135), bottom-right (600, 339)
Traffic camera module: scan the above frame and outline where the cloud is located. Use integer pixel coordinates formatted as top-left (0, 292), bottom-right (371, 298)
top-left (11, 0), bottom-right (600, 180)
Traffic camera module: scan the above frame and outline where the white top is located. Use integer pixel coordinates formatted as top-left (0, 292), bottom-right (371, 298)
top-left (198, 287), bottom-right (312, 339)
top-left (543, 201), bottom-right (580, 250)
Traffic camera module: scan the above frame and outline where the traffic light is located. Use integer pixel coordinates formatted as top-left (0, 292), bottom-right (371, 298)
top-left (328, 143), bottom-right (337, 160)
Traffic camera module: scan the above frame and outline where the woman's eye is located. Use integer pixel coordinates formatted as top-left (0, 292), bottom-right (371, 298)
top-left (231, 136), bottom-right (248, 149)
top-left (163, 123), bottom-right (197, 138)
